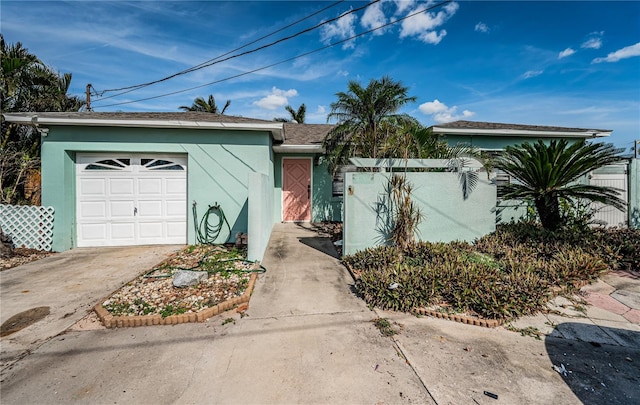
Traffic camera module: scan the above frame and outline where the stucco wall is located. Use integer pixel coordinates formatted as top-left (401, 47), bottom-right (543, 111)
top-left (343, 172), bottom-right (496, 256)
top-left (444, 135), bottom-right (583, 150)
top-left (41, 126), bottom-right (273, 251)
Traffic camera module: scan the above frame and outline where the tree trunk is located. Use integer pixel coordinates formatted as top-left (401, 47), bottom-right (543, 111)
top-left (0, 225), bottom-right (15, 258)
top-left (535, 194), bottom-right (562, 231)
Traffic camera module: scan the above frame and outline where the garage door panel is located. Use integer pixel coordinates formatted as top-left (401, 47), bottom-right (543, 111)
top-left (110, 201), bottom-right (135, 218)
top-left (166, 200), bottom-right (185, 216)
top-left (111, 223), bottom-right (135, 240)
top-left (166, 178), bottom-right (186, 194)
top-left (77, 153), bottom-right (187, 247)
top-left (138, 200), bottom-right (163, 217)
top-left (78, 223), bottom-right (107, 242)
top-left (79, 201), bottom-right (106, 218)
top-left (139, 178), bottom-right (163, 194)
top-left (139, 222), bottom-right (163, 238)
top-left (79, 178), bottom-right (106, 196)
top-left (109, 178), bottom-right (135, 195)
top-left (167, 222), bottom-right (186, 237)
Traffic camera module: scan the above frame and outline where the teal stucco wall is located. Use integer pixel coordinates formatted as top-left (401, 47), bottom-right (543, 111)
top-left (342, 171), bottom-right (496, 255)
top-left (444, 135), bottom-right (583, 150)
top-left (41, 125), bottom-right (274, 251)
top-left (273, 153), bottom-right (342, 222)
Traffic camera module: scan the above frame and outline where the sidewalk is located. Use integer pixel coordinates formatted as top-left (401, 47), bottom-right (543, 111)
top-left (509, 269), bottom-right (640, 346)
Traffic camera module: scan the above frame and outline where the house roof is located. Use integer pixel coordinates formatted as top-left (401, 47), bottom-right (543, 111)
top-left (2, 112), bottom-right (286, 141)
top-left (431, 120), bottom-right (611, 138)
top-left (272, 123), bottom-right (333, 154)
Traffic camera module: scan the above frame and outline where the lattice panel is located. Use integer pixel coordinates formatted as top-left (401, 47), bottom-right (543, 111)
top-left (0, 205), bottom-right (55, 251)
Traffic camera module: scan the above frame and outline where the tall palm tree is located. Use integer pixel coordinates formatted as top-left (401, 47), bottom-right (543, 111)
top-left (323, 76), bottom-right (417, 173)
top-left (285, 104), bottom-right (306, 123)
top-left (496, 139), bottom-right (625, 231)
top-left (179, 95), bottom-right (230, 114)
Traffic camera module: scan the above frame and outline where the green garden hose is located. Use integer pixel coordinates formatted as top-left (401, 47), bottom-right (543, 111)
top-left (192, 201), bottom-right (231, 245)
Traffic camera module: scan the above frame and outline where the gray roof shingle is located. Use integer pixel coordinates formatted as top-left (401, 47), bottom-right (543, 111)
top-left (434, 120), bottom-right (610, 133)
top-left (282, 123), bottom-right (333, 145)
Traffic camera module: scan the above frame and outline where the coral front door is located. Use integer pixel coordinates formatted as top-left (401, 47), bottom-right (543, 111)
top-left (283, 158), bottom-right (311, 222)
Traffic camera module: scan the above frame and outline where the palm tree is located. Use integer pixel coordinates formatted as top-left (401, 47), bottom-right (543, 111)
top-left (496, 139), bottom-right (626, 231)
top-left (179, 95), bottom-right (230, 114)
top-left (286, 104), bottom-right (306, 123)
top-left (323, 76), bottom-right (417, 173)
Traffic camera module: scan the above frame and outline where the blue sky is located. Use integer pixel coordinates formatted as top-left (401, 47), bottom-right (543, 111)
top-left (2, 1), bottom-right (639, 149)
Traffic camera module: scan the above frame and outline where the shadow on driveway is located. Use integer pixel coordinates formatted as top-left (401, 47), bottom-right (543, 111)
top-left (545, 323), bottom-right (640, 405)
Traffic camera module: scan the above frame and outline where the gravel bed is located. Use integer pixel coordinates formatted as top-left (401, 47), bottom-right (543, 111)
top-left (1, 248), bottom-right (56, 271)
top-left (102, 245), bottom-right (256, 318)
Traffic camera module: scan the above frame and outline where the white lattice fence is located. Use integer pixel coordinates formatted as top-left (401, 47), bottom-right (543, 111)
top-left (0, 205), bottom-right (55, 251)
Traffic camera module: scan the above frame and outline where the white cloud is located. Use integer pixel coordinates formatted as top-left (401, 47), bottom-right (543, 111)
top-left (522, 70), bottom-right (543, 79)
top-left (581, 32), bottom-right (604, 50)
top-left (361, 1), bottom-right (387, 35)
top-left (592, 42), bottom-right (640, 63)
top-left (393, 0), bottom-right (415, 15)
top-left (558, 48), bottom-right (576, 59)
top-left (320, 10), bottom-right (357, 50)
top-left (419, 99), bottom-right (475, 123)
top-left (399, 1), bottom-right (459, 44)
top-left (474, 22), bottom-right (489, 33)
top-left (253, 87), bottom-right (298, 110)
top-left (316, 105), bottom-right (326, 114)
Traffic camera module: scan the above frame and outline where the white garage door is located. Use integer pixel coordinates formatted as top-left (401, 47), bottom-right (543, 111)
top-left (76, 154), bottom-right (187, 247)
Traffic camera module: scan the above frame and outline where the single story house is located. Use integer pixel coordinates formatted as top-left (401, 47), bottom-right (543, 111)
top-left (2, 112), bottom-right (338, 259)
top-left (2, 112), bottom-right (613, 258)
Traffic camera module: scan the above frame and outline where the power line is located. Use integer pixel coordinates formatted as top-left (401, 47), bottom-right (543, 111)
top-left (92, 0), bottom-right (451, 109)
top-left (92, 0), bottom-right (365, 100)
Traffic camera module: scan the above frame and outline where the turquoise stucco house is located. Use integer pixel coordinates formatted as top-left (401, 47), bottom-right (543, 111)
top-left (2, 112), bottom-right (616, 259)
top-left (2, 112), bottom-right (339, 260)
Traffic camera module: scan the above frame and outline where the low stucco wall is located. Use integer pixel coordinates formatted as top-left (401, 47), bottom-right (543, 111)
top-left (343, 172), bottom-right (496, 256)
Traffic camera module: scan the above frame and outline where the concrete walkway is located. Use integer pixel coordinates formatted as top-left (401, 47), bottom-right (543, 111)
top-left (1, 224), bottom-right (638, 404)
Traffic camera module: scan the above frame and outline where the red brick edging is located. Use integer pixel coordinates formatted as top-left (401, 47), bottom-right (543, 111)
top-left (94, 273), bottom-right (258, 328)
top-left (413, 307), bottom-right (503, 328)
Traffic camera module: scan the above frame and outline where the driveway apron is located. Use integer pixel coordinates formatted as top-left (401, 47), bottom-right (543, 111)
top-left (1, 245), bottom-right (181, 369)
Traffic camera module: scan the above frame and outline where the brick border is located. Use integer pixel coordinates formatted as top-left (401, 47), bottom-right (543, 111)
top-left (413, 307), bottom-right (503, 328)
top-left (94, 273), bottom-right (258, 328)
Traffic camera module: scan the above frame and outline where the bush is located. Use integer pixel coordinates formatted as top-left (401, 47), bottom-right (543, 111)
top-left (346, 222), bottom-right (630, 321)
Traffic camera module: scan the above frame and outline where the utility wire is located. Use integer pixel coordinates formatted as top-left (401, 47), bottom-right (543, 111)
top-left (92, 0), bottom-right (451, 109)
top-left (92, 0), bottom-right (363, 100)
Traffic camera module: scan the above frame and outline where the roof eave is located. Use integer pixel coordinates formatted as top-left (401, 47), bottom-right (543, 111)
top-left (431, 126), bottom-right (611, 138)
top-left (272, 145), bottom-right (324, 154)
top-left (2, 114), bottom-right (285, 141)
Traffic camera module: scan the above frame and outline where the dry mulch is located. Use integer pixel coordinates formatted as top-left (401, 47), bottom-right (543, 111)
top-left (0, 248), bottom-right (56, 271)
top-left (101, 244), bottom-right (259, 318)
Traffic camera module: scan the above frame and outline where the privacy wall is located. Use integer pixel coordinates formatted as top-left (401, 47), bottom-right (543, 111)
top-left (343, 171), bottom-right (496, 255)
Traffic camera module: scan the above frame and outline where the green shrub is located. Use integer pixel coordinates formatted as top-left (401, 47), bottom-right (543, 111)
top-left (347, 221), bottom-right (628, 321)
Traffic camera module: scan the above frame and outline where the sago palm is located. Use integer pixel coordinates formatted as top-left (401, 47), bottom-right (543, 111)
top-left (496, 139), bottom-right (625, 231)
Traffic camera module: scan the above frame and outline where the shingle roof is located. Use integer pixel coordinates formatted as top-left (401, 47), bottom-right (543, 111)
top-left (282, 123), bottom-right (333, 145)
top-left (434, 120), bottom-right (610, 133)
top-left (6, 111), bottom-right (275, 124)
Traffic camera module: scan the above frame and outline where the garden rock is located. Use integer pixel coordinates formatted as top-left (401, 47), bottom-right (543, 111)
top-left (173, 270), bottom-right (208, 287)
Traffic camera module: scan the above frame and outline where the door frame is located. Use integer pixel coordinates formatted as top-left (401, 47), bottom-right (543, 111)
top-left (281, 157), bottom-right (313, 222)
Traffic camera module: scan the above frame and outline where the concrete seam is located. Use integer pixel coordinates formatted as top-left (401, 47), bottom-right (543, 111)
top-left (391, 335), bottom-right (438, 404)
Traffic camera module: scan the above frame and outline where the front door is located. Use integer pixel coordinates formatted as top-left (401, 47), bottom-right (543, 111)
top-left (282, 158), bottom-right (311, 222)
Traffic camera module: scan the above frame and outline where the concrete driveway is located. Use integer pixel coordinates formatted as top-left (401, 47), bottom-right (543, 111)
top-left (1, 245), bottom-right (181, 370)
top-left (1, 224), bottom-right (638, 404)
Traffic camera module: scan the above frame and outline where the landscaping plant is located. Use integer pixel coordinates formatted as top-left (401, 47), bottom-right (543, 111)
top-left (495, 140), bottom-right (625, 231)
top-left (346, 222), bottom-right (637, 321)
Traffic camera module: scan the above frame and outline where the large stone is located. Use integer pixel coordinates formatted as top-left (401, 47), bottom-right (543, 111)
top-left (172, 270), bottom-right (208, 288)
